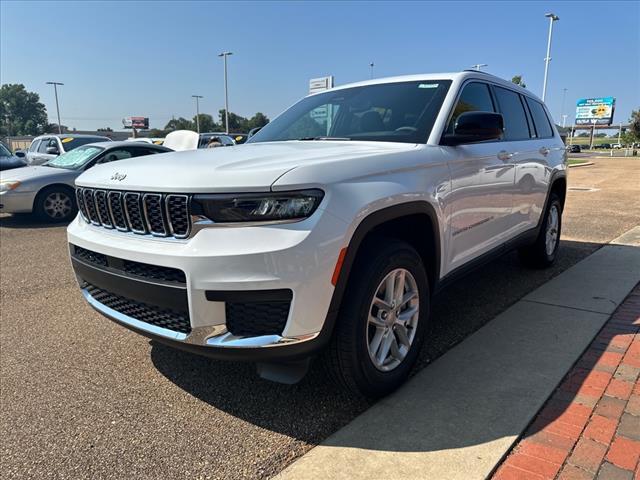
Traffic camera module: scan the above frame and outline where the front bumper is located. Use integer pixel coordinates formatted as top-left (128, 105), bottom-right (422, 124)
top-left (0, 190), bottom-right (35, 213)
top-left (67, 209), bottom-right (347, 361)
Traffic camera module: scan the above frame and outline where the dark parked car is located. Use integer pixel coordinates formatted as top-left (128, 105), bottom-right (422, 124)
top-left (0, 142), bottom-right (27, 171)
top-left (567, 144), bottom-right (581, 153)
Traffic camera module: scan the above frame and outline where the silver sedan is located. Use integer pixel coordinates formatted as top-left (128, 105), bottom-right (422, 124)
top-left (0, 141), bottom-right (171, 222)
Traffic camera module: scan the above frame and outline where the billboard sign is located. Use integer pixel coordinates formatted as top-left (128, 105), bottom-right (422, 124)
top-left (122, 116), bottom-right (149, 129)
top-left (309, 76), bottom-right (334, 95)
top-left (575, 97), bottom-right (615, 125)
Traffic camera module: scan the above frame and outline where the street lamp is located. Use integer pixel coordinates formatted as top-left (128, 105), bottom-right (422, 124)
top-left (369, 62), bottom-right (375, 79)
top-left (218, 51), bottom-right (233, 134)
top-left (542, 13), bottom-right (559, 102)
top-left (192, 95), bottom-right (203, 133)
top-left (471, 63), bottom-right (488, 71)
top-left (46, 81), bottom-right (64, 134)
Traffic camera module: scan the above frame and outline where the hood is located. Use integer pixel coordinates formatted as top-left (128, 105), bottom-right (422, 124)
top-left (75, 141), bottom-right (417, 193)
top-left (0, 165), bottom-right (76, 183)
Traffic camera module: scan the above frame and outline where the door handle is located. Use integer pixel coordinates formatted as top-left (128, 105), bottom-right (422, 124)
top-left (497, 150), bottom-right (513, 161)
top-left (539, 147), bottom-right (550, 156)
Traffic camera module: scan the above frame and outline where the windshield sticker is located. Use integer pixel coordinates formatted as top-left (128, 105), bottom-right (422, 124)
top-left (61, 137), bottom-right (74, 143)
top-left (418, 84), bottom-right (439, 89)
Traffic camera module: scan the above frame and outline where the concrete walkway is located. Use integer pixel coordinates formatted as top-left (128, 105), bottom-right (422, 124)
top-left (276, 227), bottom-right (640, 480)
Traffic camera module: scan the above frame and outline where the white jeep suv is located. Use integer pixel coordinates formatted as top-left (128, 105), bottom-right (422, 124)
top-left (68, 71), bottom-right (566, 397)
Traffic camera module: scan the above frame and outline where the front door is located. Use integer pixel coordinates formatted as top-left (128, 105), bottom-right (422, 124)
top-left (442, 81), bottom-right (515, 273)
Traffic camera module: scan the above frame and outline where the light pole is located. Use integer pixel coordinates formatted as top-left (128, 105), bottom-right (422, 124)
top-left (46, 81), bottom-right (64, 134)
top-left (560, 87), bottom-right (567, 124)
top-left (218, 51), bottom-right (233, 134)
top-left (369, 62), bottom-right (375, 79)
top-left (562, 114), bottom-right (568, 129)
top-left (471, 63), bottom-right (488, 71)
top-left (542, 13), bottom-right (559, 102)
top-left (192, 95), bottom-right (203, 133)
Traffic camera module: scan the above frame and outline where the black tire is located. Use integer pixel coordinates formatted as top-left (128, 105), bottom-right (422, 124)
top-left (34, 186), bottom-right (77, 223)
top-left (325, 239), bottom-right (430, 399)
top-left (518, 193), bottom-right (562, 268)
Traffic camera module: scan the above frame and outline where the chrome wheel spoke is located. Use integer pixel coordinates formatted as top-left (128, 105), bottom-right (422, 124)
top-left (367, 268), bottom-right (420, 372)
top-left (394, 324), bottom-right (411, 348)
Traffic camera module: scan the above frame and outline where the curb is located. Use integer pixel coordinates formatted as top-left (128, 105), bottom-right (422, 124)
top-left (568, 162), bottom-right (595, 168)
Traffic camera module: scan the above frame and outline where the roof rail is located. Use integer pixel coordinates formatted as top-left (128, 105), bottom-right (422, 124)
top-left (462, 69), bottom-right (493, 75)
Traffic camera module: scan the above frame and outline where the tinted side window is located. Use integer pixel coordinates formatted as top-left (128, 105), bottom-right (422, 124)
top-left (29, 140), bottom-right (41, 152)
top-left (99, 149), bottom-right (132, 163)
top-left (447, 82), bottom-right (495, 133)
top-left (493, 87), bottom-right (531, 141)
top-left (37, 139), bottom-right (51, 153)
top-left (525, 97), bottom-right (554, 138)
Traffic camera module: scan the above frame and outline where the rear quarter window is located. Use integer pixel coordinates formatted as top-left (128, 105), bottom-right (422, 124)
top-left (525, 97), bottom-right (554, 138)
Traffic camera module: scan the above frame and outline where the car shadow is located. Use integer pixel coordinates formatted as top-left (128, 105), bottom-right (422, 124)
top-left (150, 239), bottom-right (612, 449)
top-left (0, 213), bottom-right (70, 229)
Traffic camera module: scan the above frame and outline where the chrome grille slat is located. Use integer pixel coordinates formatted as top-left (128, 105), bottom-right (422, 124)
top-left (143, 193), bottom-right (168, 237)
top-left (94, 190), bottom-right (113, 228)
top-left (82, 188), bottom-right (101, 225)
top-left (108, 191), bottom-right (129, 231)
top-left (77, 188), bottom-right (191, 239)
top-left (166, 195), bottom-right (191, 238)
top-left (76, 188), bottom-right (89, 222)
top-left (124, 192), bottom-right (146, 234)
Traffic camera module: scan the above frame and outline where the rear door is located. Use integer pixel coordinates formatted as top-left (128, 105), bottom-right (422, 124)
top-left (443, 81), bottom-right (516, 272)
top-left (491, 86), bottom-right (541, 238)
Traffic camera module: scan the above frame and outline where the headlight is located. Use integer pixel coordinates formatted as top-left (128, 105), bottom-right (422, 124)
top-left (192, 189), bottom-right (324, 223)
top-left (0, 181), bottom-right (21, 193)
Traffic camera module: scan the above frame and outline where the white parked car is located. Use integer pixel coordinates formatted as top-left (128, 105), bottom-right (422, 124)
top-left (68, 71), bottom-right (567, 397)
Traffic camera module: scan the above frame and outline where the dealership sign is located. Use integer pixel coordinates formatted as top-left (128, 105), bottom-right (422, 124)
top-left (575, 97), bottom-right (615, 126)
top-left (122, 116), bottom-right (150, 129)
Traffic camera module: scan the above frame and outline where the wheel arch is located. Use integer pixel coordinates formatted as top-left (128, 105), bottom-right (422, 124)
top-left (32, 183), bottom-right (77, 211)
top-left (318, 201), bottom-right (442, 347)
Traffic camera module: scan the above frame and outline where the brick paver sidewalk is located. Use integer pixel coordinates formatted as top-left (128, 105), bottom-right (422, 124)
top-left (493, 285), bottom-right (640, 480)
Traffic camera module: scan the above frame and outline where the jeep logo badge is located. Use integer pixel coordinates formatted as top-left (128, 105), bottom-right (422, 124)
top-left (111, 172), bottom-right (127, 181)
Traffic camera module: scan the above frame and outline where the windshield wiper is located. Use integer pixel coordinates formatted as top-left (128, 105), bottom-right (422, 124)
top-left (297, 136), bottom-right (351, 141)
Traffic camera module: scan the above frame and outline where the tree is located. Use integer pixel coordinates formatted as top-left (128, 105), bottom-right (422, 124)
top-left (192, 113), bottom-right (219, 132)
top-left (628, 108), bottom-right (640, 139)
top-left (97, 127), bottom-right (113, 132)
top-left (246, 112), bottom-right (269, 130)
top-left (218, 109), bottom-right (247, 132)
top-left (0, 84), bottom-right (49, 136)
top-left (164, 117), bottom-right (194, 131)
top-left (511, 75), bottom-right (527, 89)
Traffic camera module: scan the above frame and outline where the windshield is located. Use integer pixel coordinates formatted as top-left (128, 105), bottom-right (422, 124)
top-left (0, 143), bottom-right (11, 157)
top-left (248, 80), bottom-right (451, 144)
top-left (45, 145), bottom-right (104, 169)
top-left (61, 136), bottom-right (109, 151)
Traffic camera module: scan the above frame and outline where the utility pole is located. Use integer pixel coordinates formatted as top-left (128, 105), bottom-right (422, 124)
top-left (218, 52), bottom-right (233, 134)
top-left (471, 63), bottom-right (488, 71)
top-left (369, 62), bottom-right (375, 79)
top-left (542, 13), bottom-right (559, 102)
top-left (192, 95), bottom-right (203, 133)
top-left (46, 81), bottom-right (64, 134)
top-left (560, 87), bottom-right (567, 123)
top-left (618, 122), bottom-right (623, 146)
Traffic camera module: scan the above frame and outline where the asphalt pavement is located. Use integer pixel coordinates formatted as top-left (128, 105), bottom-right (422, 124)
top-left (1, 157), bottom-right (638, 479)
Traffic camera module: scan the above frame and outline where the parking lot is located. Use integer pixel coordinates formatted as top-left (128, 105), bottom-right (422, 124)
top-left (1, 157), bottom-right (639, 480)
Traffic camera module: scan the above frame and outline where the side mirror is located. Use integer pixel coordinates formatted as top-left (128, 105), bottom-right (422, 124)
top-left (14, 150), bottom-right (26, 158)
top-left (46, 146), bottom-right (60, 155)
top-left (442, 111), bottom-right (504, 146)
top-left (248, 127), bottom-right (262, 138)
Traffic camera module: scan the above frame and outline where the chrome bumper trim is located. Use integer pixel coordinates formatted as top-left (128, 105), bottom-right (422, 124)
top-left (82, 288), bottom-right (320, 349)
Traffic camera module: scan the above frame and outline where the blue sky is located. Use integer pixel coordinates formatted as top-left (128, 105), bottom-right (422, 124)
top-left (1, 1), bottom-right (638, 131)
